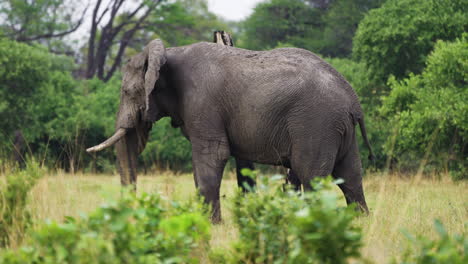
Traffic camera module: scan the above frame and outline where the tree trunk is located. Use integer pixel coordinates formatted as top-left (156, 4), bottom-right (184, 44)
top-left (11, 130), bottom-right (26, 168)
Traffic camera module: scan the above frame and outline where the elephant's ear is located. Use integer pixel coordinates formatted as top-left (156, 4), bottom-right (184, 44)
top-left (144, 39), bottom-right (167, 122)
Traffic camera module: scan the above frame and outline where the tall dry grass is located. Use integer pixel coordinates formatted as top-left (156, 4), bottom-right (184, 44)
top-left (13, 169), bottom-right (464, 263)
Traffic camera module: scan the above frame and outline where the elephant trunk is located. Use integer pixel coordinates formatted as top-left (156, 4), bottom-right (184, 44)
top-left (115, 129), bottom-right (139, 187)
top-left (115, 123), bottom-right (152, 188)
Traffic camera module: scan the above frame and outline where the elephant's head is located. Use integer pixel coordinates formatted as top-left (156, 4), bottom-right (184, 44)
top-left (87, 39), bottom-right (167, 185)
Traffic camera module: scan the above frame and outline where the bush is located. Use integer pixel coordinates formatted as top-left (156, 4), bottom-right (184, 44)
top-left (141, 117), bottom-right (192, 172)
top-left (0, 192), bottom-right (210, 263)
top-left (380, 36), bottom-right (467, 178)
top-left (229, 172), bottom-right (363, 263)
top-left (398, 220), bottom-right (467, 264)
top-left (0, 39), bottom-right (76, 150)
top-left (291, 180), bottom-right (362, 263)
top-left (353, 0), bottom-right (467, 84)
top-left (240, 0), bottom-right (320, 51)
top-left (0, 161), bottom-right (44, 247)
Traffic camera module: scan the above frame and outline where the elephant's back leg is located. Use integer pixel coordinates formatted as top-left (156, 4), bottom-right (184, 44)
top-left (235, 158), bottom-right (256, 192)
top-left (286, 169), bottom-right (302, 192)
top-left (289, 135), bottom-right (339, 190)
top-left (332, 133), bottom-right (369, 213)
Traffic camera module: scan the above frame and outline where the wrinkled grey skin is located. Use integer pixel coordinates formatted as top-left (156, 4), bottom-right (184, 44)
top-left (214, 30), bottom-right (301, 192)
top-left (89, 39), bottom-right (374, 222)
top-left (214, 30), bottom-right (257, 192)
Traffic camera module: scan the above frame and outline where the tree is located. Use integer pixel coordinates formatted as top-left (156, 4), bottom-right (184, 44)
top-left (353, 0), bottom-right (468, 84)
top-left (321, 0), bottom-right (384, 57)
top-left (0, 39), bottom-right (77, 164)
top-left (0, 0), bottom-right (86, 52)
top-left (380, 36), bottom-right (467, 178)
top-left (85, 0), bottom-right (164, 81)
top-left (0, 40), bottom-right (55, 140)
top-left (305, 0), bottom-right (333, 9)
top-left (241, 0), bottom-right (323, 51)
top-left (148, 0), bottom-right (230, 47)
top-left (240, 0), bottom-right (383, 57)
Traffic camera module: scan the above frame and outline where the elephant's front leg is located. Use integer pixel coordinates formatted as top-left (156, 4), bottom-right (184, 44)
top-left (191, 138), bottom-right (230, 223)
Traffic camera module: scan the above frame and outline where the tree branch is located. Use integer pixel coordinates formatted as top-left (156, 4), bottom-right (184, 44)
top-left (87, 0), bottom-right (162, 81)
top-left (16, 5), bottom-right (88, 42)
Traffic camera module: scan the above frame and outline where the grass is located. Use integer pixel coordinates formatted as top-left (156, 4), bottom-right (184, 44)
top-left (5, 169), bottom-right (468, 263)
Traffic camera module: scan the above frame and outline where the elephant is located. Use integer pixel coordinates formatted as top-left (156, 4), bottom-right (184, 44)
top-left (214, 30), bottom-right (301, 192)
top-left (214, 30), bottom-right (256, 192)
top-left (87, 39), bottom-right (375, 222)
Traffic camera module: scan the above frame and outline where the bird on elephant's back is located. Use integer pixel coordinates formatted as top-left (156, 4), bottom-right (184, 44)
top-left (87, 38), bottom-right (374, 223)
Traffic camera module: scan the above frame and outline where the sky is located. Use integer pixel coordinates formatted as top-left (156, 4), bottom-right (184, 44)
top-left (207, 0), bottom-right (264, 21)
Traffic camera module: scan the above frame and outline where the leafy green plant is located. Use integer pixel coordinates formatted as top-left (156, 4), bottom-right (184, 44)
top-left (380, 36), bottom-right (467, 178)
top-left (0, 192), bottom-right (210, 263)
top-left (229, 171), bottom-right (363, 263)
top-left (0, 160), bottom-right (44, 247)
top-left (398, 220), bottom-right (467, 264)
top-left (353, 0), bottom-right (467, 84)
top-left (290, 178), bottom-right (362, 264)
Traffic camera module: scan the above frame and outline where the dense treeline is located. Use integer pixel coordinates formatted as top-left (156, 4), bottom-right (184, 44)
top-left (0, 0), bottom-right (466, 178)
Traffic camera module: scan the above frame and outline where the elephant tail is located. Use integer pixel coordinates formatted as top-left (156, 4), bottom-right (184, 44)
top-left (358, 116), bottom-right (375, 162)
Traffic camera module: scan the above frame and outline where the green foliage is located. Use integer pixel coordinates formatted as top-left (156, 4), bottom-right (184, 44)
top-left (142, 118), bottom-right (192, 171)
top-left (321, 0), bottom-right (385, 57)
top-left (0, 161), bottom-right (44, 247)
top-left (381, 37), bottom-right (467, 177)
top-left (0, 40), bottom-right (53, 140)
top-left (241, 0), bottom-right (322, 51)
top-left (231, 174), bottom-right (303, 263)
top-left (0, 0), bottom-right (81, 52)
top-left (291, 180), bottom-right (363, 263)
top-left (241, 0), bottom-right (383, 57)
top-left (0, 192), bottom-right (210, 263)
top-left (353, 0), bottom-right (468, 84)
top-left (0, 39), bottom-right (77, 163)
top-left (398, 220), bottom-right (467, 264)
top-left (229, 172), bottom-right (363, 263)
top-left (148, 0), bottom-right (231, 47)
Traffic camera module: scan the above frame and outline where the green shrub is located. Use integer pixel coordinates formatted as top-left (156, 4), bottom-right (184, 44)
top-left (229, 172), bottom-right (363, 263)
top-left (290, 180), bottom-right (362, 263)
top-left (0, 192), bottom-right (210, 263)
top-left (0, 161), bottom-right (44, 247)
top-left (353, 0), bottom-right (467, 84)
top-left (141, 117), bottom-right (193, 172)
top-left (0, 39), bottom-right (77, 158)
top-left (381, 36), bottom-right (467, 178)
top-left (398, 220), bottom-right (467, 264)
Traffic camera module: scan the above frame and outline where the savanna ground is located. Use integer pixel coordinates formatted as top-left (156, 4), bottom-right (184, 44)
top-left (19, 169), bottom-right (467, 263)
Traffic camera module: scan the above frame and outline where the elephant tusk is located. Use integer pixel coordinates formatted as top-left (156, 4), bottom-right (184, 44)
top-left (86, 128), bottom-right (126, 153)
